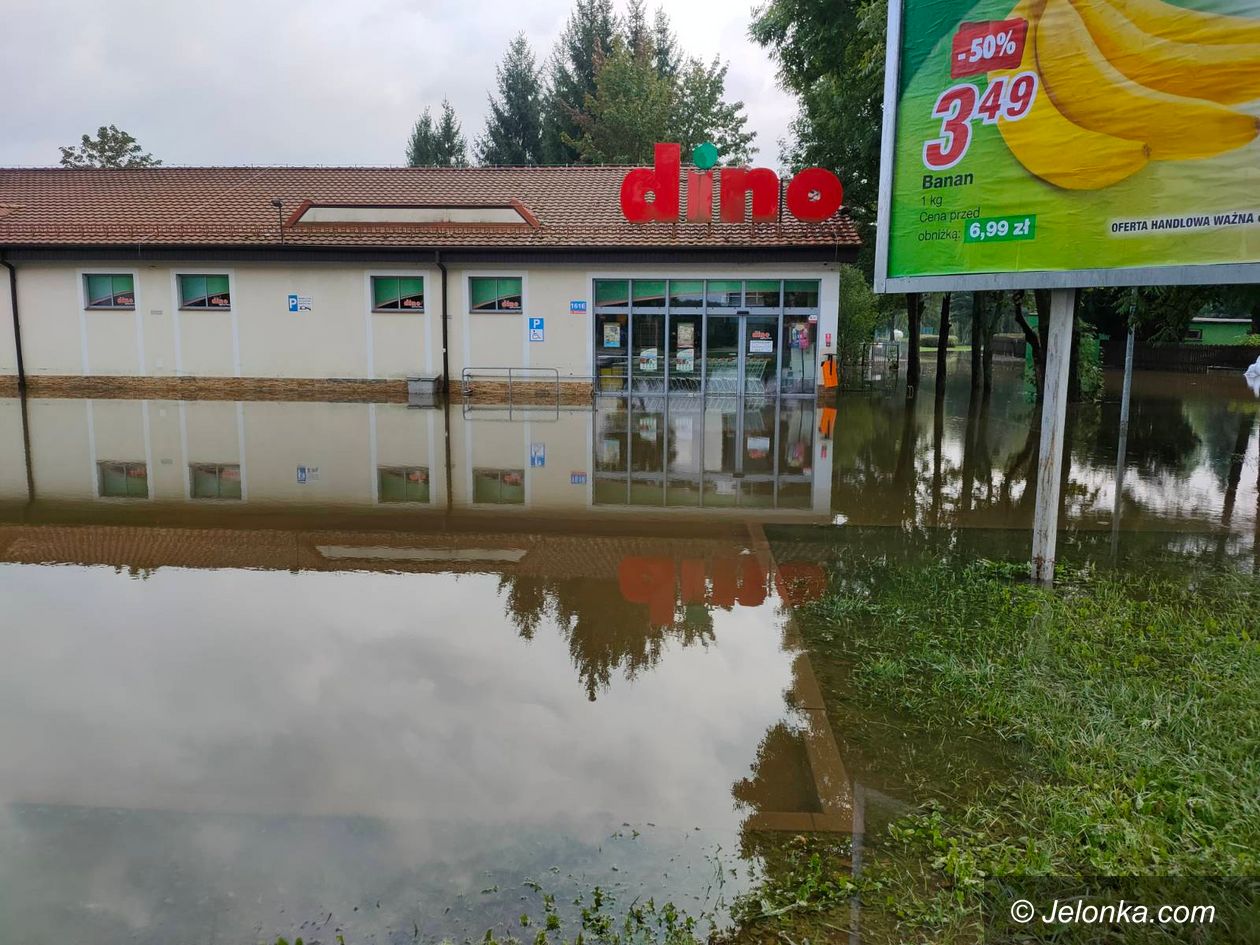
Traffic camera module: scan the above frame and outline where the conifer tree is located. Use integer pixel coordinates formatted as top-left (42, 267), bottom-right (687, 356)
top-left (406, 99), bottom-right (468, 167)
top-left (476, 34), bottom-right (544, 165)
top-left (651, 6), bottom-right (681, 81)
top-left (624, 0), bottom-right (651, 60)
top-left (541, 0), bottom-right (617, 163)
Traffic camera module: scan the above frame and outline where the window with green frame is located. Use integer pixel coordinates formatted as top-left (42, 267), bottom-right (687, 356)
top-left (469, 276), bottom-right (522, 312)
top-left (594, 279), bottom-right (629, 309)
top-left (378, 466), bottom-right (430, 502)
top-left (706, 280), bottom-right (742, 308)
top-left (178, 274), bottom-right (231, 310)
top-left (372, 276), bottom-right (425, 312)
top-left (190, 463), bottom-right (242, 500)
top-left (84, 273), bottom-right (135, 310)
top-left (632, 279), bottom-right (667, 308)
top-left (98, 461), bottom-right (149, 499)
top-left (473, 468), bottom-right (524, 504)
top-left (745, 280), bottom-right (782, 308)
top-left (668, 280), bottom-right (704, 308)
top-left (784, 280), bottom-right (820, 308)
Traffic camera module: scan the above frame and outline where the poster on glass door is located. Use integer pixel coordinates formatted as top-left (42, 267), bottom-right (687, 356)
top-left (675, 322), bottom-right (695, 373)
top-left (749, 329), bottom-right (774, 354)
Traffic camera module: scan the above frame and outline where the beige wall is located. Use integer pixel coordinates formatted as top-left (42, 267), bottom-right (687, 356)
top-left (12, 262), bottom-right (435, 380)
top-left (4, 260), bottom-right (839, 383)
top-left (0, 267), bottom-right (18, 377)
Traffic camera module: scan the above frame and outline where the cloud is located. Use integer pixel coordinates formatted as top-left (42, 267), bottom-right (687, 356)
top-left (0, 0), bottom-right (794, 167)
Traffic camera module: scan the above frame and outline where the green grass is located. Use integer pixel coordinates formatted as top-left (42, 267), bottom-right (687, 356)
top-left (790, 557), bottom-right (1260, 941)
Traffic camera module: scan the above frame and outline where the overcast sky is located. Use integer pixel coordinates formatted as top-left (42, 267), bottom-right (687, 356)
top-left (1, 0), bottom-right (796, 168)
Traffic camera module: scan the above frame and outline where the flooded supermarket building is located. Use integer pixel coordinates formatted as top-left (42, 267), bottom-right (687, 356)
top-left (0, 160), bottom-right (856, 402)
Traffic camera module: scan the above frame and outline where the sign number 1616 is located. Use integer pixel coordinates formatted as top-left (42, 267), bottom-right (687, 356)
top-left (922, 73), bottom-right (1038, 171)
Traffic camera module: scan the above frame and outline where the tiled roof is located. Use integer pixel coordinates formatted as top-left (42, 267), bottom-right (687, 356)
top-left (0, 166), bottom-right (859, 250)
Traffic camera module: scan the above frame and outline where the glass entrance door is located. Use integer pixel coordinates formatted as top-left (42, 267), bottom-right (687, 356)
top-left (704, 316), bottom-right (740, 394)
top-left (743, 315), bottom-right (779, 397)
top-left (705, 315), bottom-right (780, 396)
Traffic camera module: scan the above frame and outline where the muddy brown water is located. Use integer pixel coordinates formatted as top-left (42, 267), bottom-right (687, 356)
top-left (0, 359), bottom-right (1256, 943)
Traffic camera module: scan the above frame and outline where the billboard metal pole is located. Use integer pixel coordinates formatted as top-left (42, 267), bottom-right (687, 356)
top-left (1110, 327), bottom-right (1135, 561)
top-left (1032, 288), bottom-right (1074, 585)
top-left (873, 0), bottom-right (903, 294)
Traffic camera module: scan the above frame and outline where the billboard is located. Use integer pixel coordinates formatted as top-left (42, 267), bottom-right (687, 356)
top-left (874, 0), bottom-right (1260, 291)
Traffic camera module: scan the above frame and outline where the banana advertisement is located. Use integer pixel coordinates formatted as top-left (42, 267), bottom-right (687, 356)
top-left (880, 0), bottom-right (1260, 289)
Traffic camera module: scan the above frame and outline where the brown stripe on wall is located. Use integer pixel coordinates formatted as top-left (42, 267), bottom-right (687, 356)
top-left (23, 375), bottom-right (410, 403)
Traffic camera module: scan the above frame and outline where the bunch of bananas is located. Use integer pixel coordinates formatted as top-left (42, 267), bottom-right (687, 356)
top-left (992, 0), bottom-right (1260, 190)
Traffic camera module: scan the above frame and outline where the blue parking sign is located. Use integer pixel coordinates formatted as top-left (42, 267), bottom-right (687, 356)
top-left (528, 317), bottom-right (544, 342)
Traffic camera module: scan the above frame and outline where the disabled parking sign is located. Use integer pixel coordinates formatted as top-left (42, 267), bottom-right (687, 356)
top-left (528, 317), bottom-right (544, 342)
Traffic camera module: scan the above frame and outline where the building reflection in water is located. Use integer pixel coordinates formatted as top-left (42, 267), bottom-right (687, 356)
top-left (592, 394), bottom-right (824, 511)
top-left (0, 394), bottom-right (832, 518)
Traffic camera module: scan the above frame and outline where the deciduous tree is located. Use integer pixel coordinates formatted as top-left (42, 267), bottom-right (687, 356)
top-left (751, 0), bottom-right (885, 272)
top-left (565, 36), bottom-right (754, 166)
top-left (59, 125), bottom-right (160, 168)
top-left (565, 39), bottom-right (675, 164)
top-left (673, 57), bottom-right (755, 165)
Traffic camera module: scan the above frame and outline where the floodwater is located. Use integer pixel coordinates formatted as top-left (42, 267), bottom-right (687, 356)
top-left (0, 358), bottom-right (1257, 943)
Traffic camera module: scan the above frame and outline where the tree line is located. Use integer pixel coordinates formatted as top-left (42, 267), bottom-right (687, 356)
top-left (406, 0), bottom-right (754, 167)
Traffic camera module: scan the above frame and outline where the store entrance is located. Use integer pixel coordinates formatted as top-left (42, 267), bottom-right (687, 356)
top-left (704, 315), bottom-right (780, 397)
top-left (593, 279), bottom-right (821, 397)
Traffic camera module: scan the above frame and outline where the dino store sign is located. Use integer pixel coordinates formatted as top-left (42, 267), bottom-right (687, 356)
top-left (874, 0), bottom-right (1260, 292)
top-left (619, 143), bottom-right (845, 224)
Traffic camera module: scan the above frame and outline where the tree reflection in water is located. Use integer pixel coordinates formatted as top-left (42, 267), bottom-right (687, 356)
top-left (830, 359), bottom-right (1255, 534)
top-left (497, 574), bottom-right (716, 701)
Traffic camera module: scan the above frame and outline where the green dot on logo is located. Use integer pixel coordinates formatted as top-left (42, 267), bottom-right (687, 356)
top-left (692, 142), bottom-right (719, 170)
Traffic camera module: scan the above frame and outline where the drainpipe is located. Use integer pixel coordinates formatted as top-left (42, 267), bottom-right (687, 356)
top-left (435, 249), bottom-right (454, 516)
top-left (1, 254), bottom-right (25, 391)
top-left (434, 250), bottom-right (450, 396)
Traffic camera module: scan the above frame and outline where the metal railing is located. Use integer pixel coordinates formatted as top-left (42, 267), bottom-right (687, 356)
top-left (461, 367), bottom-right (560, 403)
top-left (460, 367), bottom-right (597, 421)
top-left (869, 341), bottom-right (901, 369)
top-left (831, 342), bottom-right (902, 392)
